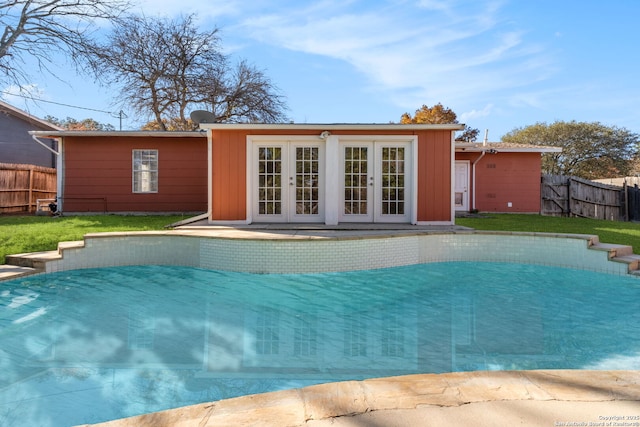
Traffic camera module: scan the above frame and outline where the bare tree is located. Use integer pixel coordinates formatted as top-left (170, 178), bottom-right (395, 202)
top-left (85, 14), bottom-right (288, 130)
top-left (200, 59), bottom-right (288, 124)
top-left (0, 0), bottom-right (130, 88)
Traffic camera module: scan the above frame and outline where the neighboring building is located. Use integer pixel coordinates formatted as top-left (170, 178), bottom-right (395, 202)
top-left (455, 142), bottom-right (561, 213)
top-left (30, 125), bottom-right (558, 220)
top-left (0, 101), bottom-right (61, 168)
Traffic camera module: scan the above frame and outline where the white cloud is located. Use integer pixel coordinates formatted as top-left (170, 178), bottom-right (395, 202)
top-left (134, 0), bottom-right (242, 20)
top-left (416, 0), bottom-right (452, 12)
top-left (460, 104), bottom-right (494, 121)
top-left (238, 0), bottom-right (554, 113)
top-left (1, 84), bottom-right (46, 108)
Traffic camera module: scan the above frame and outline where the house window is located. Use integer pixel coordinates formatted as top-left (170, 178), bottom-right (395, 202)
top-left (293, 313), bottom-right (317, 356)
top-left (344, 311), bottom-right (368, 356)
top-left (132, 150), bottom-right (158, 193)
top-left (255, 308), bottom-right (280, 355)
top-left (381, 311), bottom-right (405, 357)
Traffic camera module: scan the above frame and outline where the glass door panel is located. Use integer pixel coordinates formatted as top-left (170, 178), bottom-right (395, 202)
top-left (292, 146), bottom-right (321, 219)
top-left (256, 146), bottom-right (285, 219)
top-left (375, 143), bottom-right (410, 223)
top-left (340, 144), bottom-right (373, 222)
top-left (380, 147), bottom-right (405, 215)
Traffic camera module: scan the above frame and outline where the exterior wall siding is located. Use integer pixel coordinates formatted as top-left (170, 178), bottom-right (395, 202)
top-left (456, 151), bottom-right (542, 213)
top-left (63, 136), bottom-right (207, 213)
top-left (210, 128), bottom-right (454, 223)
top-left (0, 111), bottom-right (57, 168)
top-left (416, 130), bottom-right (452, 222)
top-left (210, 130), bottom-right (247, 220)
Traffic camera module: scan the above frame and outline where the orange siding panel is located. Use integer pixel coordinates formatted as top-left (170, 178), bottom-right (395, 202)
top-left (417, 130), bottom-right (452, 222)
top-left (63, 136), bottom-right (207, 212)
top-left (211, 130), bottom-right (247, 220)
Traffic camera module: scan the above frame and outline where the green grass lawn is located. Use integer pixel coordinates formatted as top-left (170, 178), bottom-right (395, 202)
top-left (2, 213), bottom-right (640, 265)
top-left (0, 214), bottom-right (185, 264)
top-left (456, 213), bottom-right (640, 254)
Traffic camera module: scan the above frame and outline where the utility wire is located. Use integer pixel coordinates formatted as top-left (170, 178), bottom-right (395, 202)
top-left (2, 90), bottom-right (128, 129)
top-left (0, 90), bottom-right (115, 115)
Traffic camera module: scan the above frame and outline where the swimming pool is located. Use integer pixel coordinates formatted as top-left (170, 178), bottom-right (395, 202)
top-left (1, 262), bottom-right (639, 426)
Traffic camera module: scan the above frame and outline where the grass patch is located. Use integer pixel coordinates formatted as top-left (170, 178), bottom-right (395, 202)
top-left (3, 213), bottom-right (640, 265)
top-left (456, 214), bottom-right (640, 254)
top-left (0, 215), bottom-right (185, 264)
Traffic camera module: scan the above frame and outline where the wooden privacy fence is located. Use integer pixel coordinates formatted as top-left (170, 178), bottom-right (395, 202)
top-left (541, 175), bottom-right (624, 221)
top-left (0, 163), bottom-right (56, 213)
top-left (626, 185), bottom-right (640, 222)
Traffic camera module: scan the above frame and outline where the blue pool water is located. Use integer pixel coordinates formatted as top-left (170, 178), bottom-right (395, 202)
top-left (1, 262), bottom-right (640, 426)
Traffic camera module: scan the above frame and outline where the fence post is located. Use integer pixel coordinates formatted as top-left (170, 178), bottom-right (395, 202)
top-left (624, 179), bottom-right (629, 221)
top-left (28, 166), bottom-right (34, 212)
top-left (567, 177), bottom-right (572, 217)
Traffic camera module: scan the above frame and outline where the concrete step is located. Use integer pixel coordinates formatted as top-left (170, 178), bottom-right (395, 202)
top-left (5, 250), bottom-right (61, 269)
top-left (5, 240), bottom-right (84, 269)
top-left (57, 240), bottom-right (85, 251)
top-left (610, 254), bottom-right (640, 273)
top-left (589, 242), bottom-right (634, 258)
top-left (0, 264), bottom-right (39, 281)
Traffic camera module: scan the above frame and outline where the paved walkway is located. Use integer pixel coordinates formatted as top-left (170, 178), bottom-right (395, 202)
top-left (79, 370), bottom-right (640, 427)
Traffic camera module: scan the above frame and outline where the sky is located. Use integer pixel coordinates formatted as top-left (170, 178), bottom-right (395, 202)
top-left (2, 0), bottom-right (639, 140)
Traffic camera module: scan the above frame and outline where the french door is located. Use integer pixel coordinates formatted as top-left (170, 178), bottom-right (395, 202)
top-left (340, 142), bottom-right (411, 223)
top-left (253, 142), bottom-right (324, 222)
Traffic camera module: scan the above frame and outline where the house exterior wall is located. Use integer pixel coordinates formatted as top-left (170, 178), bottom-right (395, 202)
top-left (456, 151), bottom-right (542, 213)
top-left (62, 135), bottom-right (207, 213)
top-left (210, 128), bottom-right (453, 223)
top-left (416, 129), bottom-right (452, 222)
top-left (0, 110), bottom-right (57, 168)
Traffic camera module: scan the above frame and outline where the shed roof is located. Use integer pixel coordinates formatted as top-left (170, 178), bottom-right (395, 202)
top-left (198, 123), bottom-right (466, 131)
top-left (0, 100), bottom-right (63, 131)
top-left (29, 130), bottom-right (206, 138)
top-left (455, 141), bottom-right (562, 153)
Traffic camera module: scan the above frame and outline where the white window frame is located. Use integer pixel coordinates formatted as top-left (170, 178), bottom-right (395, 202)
top-left (132, 149), bottom-right (158, 193)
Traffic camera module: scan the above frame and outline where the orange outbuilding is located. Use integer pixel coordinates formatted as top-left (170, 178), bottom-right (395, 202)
top-left (30, 124), bottom-right (558, 223)
top-left (201, 123), bottom-right (463, 225)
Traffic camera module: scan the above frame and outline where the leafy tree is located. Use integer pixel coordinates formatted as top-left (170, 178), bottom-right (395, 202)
top-left (45, 116), bottom-right (115, 131)
top-left (140, 118), bottom-right (194, 131)
top-left (0, 0), bottom-right (130, 87)
top-left (401, 103), bottom-right (479, 141)
top-left (83, 14), bottom-right (288, 130)
top-left (501, 121), bottom-right (640, 179)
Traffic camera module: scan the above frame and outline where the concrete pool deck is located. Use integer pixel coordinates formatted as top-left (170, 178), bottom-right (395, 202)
top-left (80, 369), bottom-right (640, 427)
top-left (2, 224), bottom-right (640, 426)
